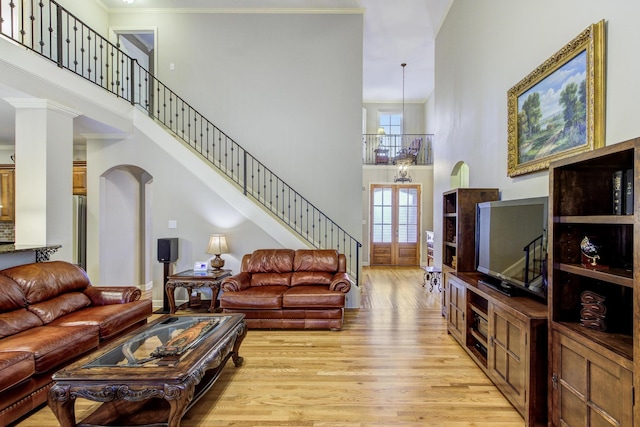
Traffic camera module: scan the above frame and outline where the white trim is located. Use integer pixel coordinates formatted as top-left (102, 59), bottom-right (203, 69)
top-left (4, 98), bottom-right (81, 118)
top-left (106, 8), bottom-right (364, 15)
top-left (80, 133), bottom-right (131, 141)
top-left (109, 26), bottom-right (158, 53)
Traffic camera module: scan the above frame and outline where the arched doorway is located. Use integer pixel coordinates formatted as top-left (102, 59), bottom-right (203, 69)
top-left (99, 165), bottom-right (153, 288)
top-left (450, 161), bottom-right (469, 189)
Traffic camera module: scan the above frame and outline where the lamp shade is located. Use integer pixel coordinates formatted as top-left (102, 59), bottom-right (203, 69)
top-left (377, 127), bottom-right (386, 135)
top-left (206, 234), bottom-right (228, 255)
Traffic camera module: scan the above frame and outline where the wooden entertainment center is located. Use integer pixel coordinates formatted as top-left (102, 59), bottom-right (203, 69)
top-left (443, 139), bottom-right (640, 427)
top-left (442, 187), bottom-right (547, 425)
top-left (447, 272), bottom-right (547, 426)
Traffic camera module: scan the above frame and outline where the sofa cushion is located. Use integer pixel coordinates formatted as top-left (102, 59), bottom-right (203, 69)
top-left (0, 309), bottom-right (43, 339)
top-left (0, 325), bottom-right (99, 373)
top-left (250, 272), bottom-right (292, 287)
top-left (290, 271), bottom-right (333, 287)
top-left (283, 286), bottom-right (346, 308)
top-left (0, 352), bottom-right (34, 393)
top-left (0, 275), bottom-right (26, 311)
top-left (246, 249), bottom-right (294, 273)
top-left (27, 292), bottom-right (91, 324)
top-left (0, 261), bottom-right (90, 304)
top-left (221, 285), bottom-right (288, 309)
top-left (49, 299), bottom-right (152, 341)
top-left (293, 249), bottom-right (339, 272)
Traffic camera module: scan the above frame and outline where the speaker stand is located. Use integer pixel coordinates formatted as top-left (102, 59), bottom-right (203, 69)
top-left (155, 262), bottom-right (174, 314)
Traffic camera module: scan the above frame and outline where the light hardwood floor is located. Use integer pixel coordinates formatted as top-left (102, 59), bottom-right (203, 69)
top-left (16, 267), bottom-right (524, 426)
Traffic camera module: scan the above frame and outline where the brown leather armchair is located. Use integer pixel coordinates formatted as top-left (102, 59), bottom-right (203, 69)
top-left (220, 249), bottom-right (351, 330)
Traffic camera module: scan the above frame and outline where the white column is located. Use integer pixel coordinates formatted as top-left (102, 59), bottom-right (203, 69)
top-left (5, 98), bottom-right (79, 262)
top-left (83, 134), bottom-right (130, 284)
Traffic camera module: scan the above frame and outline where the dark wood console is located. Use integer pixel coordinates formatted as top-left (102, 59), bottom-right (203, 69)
top-left (446, 272), bottom-right (547, 426)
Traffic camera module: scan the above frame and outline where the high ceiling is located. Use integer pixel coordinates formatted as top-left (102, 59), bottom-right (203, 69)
top-left (0, 0), bottom-right (451, 145)
top-left (98, 0), bottom-right (452, 102)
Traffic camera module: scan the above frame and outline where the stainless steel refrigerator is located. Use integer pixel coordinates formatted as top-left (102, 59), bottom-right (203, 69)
top-left (73, 195), bottom-right (87, 269)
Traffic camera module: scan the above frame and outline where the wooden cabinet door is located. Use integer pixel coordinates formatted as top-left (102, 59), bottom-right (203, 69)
top-left (551, 328), bottom-right (633, 427)
top-left (0, 168), bottom-right (14, 222)
top-left (488, 303), bottom-right (527, 415)
top-left (73, 162), bottom-right (87, 196)
top-left (446, 276), bottom-right (466, 345)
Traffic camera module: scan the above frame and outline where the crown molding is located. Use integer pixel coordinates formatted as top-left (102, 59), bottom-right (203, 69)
top-left (106, 7), bottom-right (364, 15)
top-left (3, 98), bottom-right (81, 117)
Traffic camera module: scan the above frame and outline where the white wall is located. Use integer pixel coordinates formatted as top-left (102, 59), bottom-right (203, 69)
top-left (107, 10), bottom-right (364, 243)
top-left (430, 0), bottom-right (640, 267)
top-left (86, 121), bottom-right (294, 305)
top-left (56, 0), bottom-right (109, 34)
top-left (363, 102), bottom-right (426, 134)
top-left (0, 6), bottom-right (364, 307)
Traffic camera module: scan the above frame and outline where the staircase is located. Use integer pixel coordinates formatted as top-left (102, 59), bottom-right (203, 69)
top-left (0, 0), bottom-right (361, 284)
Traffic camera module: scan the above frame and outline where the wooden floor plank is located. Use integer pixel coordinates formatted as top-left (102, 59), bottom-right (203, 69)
top-left (15, 266), bottom-right (524, 426)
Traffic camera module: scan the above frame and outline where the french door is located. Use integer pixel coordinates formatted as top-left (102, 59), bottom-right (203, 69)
top-left (370, 184), bottom-right (420, 266)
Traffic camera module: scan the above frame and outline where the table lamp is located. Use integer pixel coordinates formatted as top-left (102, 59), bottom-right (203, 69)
top-left (206, 234), bottom-right (229, 270)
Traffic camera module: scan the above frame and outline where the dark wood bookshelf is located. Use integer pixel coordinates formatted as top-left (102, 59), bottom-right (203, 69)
top-left (548, 138), bottom-right (638, 426)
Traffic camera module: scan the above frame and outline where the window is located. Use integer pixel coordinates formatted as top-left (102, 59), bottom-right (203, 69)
top-left (379, 113), bottom-right (403, 156)
top-left (379, 113), bottom-right (403, 136)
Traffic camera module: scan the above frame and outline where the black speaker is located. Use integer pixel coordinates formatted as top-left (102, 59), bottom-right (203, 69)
top-left (157, 238), bottom-right (178, 263)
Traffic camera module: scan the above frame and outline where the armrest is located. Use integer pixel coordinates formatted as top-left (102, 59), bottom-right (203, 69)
top-left (84, 286), bottom-right (142, 306)
top-left (329, 272), bottom-right (352, 293)
top-left (221, 272), bottom-right (252, 292)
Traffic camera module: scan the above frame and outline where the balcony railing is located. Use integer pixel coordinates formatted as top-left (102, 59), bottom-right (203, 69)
top-left (0, 0), bottom-right (362, 285)
top-left (363, 133), bottom-right (433, 165)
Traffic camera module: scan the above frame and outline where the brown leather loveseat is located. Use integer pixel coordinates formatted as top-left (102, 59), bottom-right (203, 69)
top-left (0, 261), bottom-right (152, 425)
top-left (220, 249), bottom-right (351, 330)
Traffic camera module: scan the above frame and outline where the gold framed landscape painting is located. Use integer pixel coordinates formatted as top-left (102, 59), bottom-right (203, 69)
top-left (507, 20), bottom-right (605, 177)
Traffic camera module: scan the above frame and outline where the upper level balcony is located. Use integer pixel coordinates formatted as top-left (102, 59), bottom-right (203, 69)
top-left (362, 134), bottom-right (434, 165)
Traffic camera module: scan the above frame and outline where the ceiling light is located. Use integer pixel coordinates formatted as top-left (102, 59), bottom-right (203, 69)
top-left (122, 0), bottom-right (135, 4)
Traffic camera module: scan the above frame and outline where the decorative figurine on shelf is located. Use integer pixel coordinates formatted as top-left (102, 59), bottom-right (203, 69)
top-left (580, 236), bottom-right (608, 270)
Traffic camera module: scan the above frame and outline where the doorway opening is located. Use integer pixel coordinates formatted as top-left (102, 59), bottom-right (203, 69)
top-left (110, 27), bottom-right (156, 110)
top-left (450, 161), bottom-right (469, 189)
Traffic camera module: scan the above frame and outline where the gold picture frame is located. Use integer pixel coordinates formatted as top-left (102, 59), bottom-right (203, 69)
top-left (507, 20), bottom-right (605, 177)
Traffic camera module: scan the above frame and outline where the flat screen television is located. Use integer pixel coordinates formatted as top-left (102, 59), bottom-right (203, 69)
top-left (475, 197), bottom-right (548, 300)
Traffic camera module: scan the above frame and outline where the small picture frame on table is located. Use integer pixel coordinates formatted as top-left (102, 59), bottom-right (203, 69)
top-left (193, 261), bottom-right (207, 272)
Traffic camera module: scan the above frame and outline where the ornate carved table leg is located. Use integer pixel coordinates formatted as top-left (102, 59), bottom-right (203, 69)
top-left (48, 384), bottom-right (77, 427)
top-left (166, 280), bottom-right (177, 314)
top-left (232, 322), bottom-right (248, 367)
top-left (208, 283), bottom-right (221, 313)
top-left (165, 382), bottom-right (195, 427)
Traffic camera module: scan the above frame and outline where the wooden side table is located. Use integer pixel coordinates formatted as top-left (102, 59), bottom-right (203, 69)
top-left (374, 148), bottom-right (389, 164)
top-left (166, 269), bottom-right (231, 314)
top-left (422, 266), bottom-right (442, 292)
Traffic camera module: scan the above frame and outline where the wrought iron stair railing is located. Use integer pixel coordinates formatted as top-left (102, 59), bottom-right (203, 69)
top-left (0, 0), bottom-right (362, 285)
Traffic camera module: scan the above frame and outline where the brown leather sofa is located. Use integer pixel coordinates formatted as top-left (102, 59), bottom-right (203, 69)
top-left (0, 261), bottom-right (152, 425)
top-left (220, 249), bottom-right (352, 330)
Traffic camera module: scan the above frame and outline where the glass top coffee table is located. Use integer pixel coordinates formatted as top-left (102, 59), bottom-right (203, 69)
top-left (48, 314), bottom-right (246, 427)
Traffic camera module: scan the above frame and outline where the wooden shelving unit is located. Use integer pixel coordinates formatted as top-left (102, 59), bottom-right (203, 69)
top-left (441, 188), bottom-right (498, 317)
top-left (548, 138), bottom-right (638, 426)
